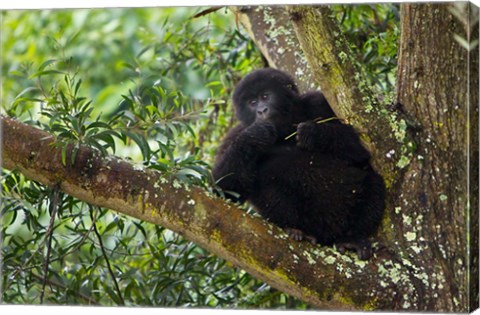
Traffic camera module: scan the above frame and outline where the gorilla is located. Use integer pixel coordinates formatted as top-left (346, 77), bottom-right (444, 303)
top-left (212, 68), bottom-right (385, 260)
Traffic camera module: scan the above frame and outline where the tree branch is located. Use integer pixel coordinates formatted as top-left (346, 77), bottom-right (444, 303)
top-left (2, 115), bottom-right (416, 311)
top-left (231, 5), bottom-right (316, 92)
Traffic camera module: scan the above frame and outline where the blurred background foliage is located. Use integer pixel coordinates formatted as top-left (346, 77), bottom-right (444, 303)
top-left (1, 4), bottom-right (398, 308)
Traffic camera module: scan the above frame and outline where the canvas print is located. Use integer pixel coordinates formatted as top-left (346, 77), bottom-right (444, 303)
top-left (0, 2), bottom-right (478, 312)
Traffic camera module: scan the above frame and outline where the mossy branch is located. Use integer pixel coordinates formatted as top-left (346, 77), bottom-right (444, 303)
top-left (2, 115), bottom-right (414, 311)
top-left (230, 6), bottom-right (316, 92)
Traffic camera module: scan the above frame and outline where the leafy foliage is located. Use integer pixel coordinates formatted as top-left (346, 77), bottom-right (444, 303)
top-left (1, 5), bottom-right (399, 308)
top-left (334, 4), bottom-right (400, 92)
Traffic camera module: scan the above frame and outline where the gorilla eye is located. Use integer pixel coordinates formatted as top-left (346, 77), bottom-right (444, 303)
top-left (261, 93), bottom-right (269, 100)
top-left (249, 99), bottom-right (257, 106)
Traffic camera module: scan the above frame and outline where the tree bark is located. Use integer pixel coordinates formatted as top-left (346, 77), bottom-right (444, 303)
top-left (231, 6), bottom-right (317, 92)
top-left (393, 3), bottom-right (478, 311)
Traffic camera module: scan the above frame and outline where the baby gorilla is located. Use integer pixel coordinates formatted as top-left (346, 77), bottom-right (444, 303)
top-left (212, 68), bottom-right (385, 260)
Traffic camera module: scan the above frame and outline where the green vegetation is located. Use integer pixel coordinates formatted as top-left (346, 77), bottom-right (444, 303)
top-left (1, 5), bottom-right (398, 307)
top-left (334, 4), bottom-right (399, 92)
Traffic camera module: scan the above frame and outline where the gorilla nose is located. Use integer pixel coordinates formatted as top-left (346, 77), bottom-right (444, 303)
top-left (257, 106), bottom-right (268, 116)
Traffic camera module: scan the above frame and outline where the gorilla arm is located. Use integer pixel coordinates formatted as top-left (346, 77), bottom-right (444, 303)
top-left (295, 92), bottom-right (371, 165)
top-left (295, 121), bottom-right (371, 165)
top-left (212, 122), bottom-right (277, 202)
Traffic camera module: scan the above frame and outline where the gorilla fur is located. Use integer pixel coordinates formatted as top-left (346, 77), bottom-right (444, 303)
top-left (212, 68), bottom-right (385, 259)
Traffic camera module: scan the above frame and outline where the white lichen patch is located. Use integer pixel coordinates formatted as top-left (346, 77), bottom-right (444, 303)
top-left (303, 251), bottom-right (316, 265)
top-left (172, 179), bottom-right (182, 189)
top-left (324, 256), bottom-right (336, 265)
top-left (312, 248), bottom-right (326, 258)
top-left (133, 163), bottom-right (144, 171)
top-left (416, 214), bottom-right (424, 224)
top-left (402, 214), bottom-right (412, 226)
top-left (405, 231), bottom-right (416, 241)
top-left (336, 264), bottom-right (343, 273)
top-left (411, 245), bottom-right (422, 254)
top-left (292, 254), bottom-right (300, 263)
top-left (295, 68), bottom-right (305, 77)
top-left (187, 199), bottom-right (196, 206)
top-left (386, 149), bottom-right (395, 158)
top-left (414, 271), bottom-right (429, 287)
top-left (354, 260), bottom-right (367, 269)
top-left (453, 297), bottom-right (460, 306)
top-left (403, 300), bottom-right (411, 309)
top-left (183, 183), bottom-right (191, 192)
top-left (377, 260), bottom-right (417, 299)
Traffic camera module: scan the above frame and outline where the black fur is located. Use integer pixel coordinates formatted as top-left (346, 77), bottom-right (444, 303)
top-left (212, 68), bottom-right (385, 259)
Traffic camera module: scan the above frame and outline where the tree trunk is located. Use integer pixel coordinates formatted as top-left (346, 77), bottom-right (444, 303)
top-left (393, 3), bottom-right (478, 311)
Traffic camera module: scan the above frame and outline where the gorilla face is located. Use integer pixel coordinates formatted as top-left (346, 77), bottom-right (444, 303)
top-left (245, 90), bottom-right (290, 124)
top-left (232, 68), bottom-right (299, 128)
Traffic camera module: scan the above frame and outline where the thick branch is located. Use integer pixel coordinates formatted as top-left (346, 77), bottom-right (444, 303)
top-left (286, 6), bottom-right (399, 179)
top-left (2, 115), bottom-right (415, 311)
top-left (231, 6), bottom-right (317, 92)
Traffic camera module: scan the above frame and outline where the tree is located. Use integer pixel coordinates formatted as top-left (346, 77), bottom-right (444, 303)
top-left (1, 3), bottom-right (478, 312)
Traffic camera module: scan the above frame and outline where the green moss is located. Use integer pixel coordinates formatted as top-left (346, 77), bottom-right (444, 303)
top-left (362, 296), bottom-right (379, 311)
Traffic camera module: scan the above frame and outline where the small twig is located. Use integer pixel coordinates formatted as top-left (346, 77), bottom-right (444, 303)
top-left (31, 272), bottom-right (99, 305)
top-left (89, 207), bottom-right (125, 305)
top-left (284, 116), bottom-right (343, 140)
top-left (7, 205), bottom-right (97, 290)
top-left (190, 6), bottom-right (224, 19)
top-left (40, 187), bottom-right (61, 304)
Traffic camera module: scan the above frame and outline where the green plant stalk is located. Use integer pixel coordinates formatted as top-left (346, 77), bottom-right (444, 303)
top-left (284, 116), bottom-right (341, 140)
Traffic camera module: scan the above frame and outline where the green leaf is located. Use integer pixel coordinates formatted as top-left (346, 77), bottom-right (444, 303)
top-left (29, 69), bottom-right (65, 79)
top-left (94, 131), bottom-right (117, 152)
top-left (86, 121), bottom-right (112, 130)
top-left (124, 131), bottom-right (151, 159)
top-left (38, 59), bottom-right (58, 71)
top-left (176, 168), bottom-right (202, 179)
top-left (14, 86), bottom-right (39, 99)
